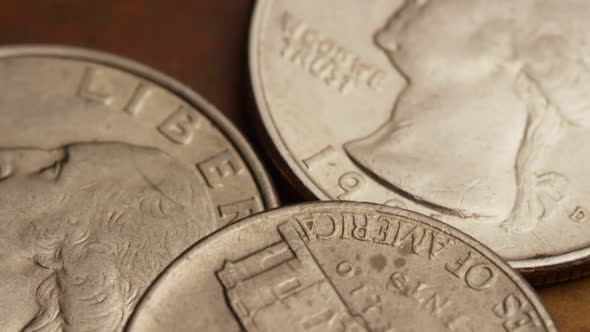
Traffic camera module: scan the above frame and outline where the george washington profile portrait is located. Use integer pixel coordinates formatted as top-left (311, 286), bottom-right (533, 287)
top-left (346, 0), bottom-right (590, 232)
top-left (0, 143), bottom-right (213, 331)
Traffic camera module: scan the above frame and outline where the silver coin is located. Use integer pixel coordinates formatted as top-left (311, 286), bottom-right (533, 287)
top-left (0, 45), bottom-right (277, 331)
top-left (127, 202), bottom-right (556, 332)
top-left (250, 0), bottom-right (590, 274)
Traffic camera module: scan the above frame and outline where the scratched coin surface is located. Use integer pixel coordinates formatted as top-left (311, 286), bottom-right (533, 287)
top-left (127, 202), bottom-right (556, 331)
top-left (250, 0), bottom-right (590, 273)
top-left (0, 45), bottom-right (277, 331)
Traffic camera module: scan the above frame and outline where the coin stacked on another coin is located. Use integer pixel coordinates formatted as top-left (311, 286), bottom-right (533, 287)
top-left (249, 0), bottom-right (590, 279)
top-left (0, 46), bottom-right (276, 331)
top-left (2, 0), bottom-right (587, 330)
top-left (128, 202), bottom-right (557, 332)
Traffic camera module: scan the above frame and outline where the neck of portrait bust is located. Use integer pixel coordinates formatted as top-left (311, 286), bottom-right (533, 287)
top-left (393, 68), bottom-right (523, 123)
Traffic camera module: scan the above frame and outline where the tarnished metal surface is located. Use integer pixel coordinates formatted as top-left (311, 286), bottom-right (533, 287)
top-left (250, 0), bottom-right (590, 277)
top-left (128, 202), bottom-right (556, 331)
top-left (0, 1), bottom-right (587, 330)
top-left (0, 45), bottom-right (277, 331)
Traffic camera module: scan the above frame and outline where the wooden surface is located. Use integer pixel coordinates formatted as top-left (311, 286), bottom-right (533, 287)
top-left (0, 1), bottom-right (587, 331)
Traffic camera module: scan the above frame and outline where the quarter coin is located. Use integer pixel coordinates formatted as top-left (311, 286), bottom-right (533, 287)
top-left (127, 202), bottom-right (556, 331)
top-left (250, 0), bottom-right (590, 275)
top-left (0, 45), bottom-right (277, 331)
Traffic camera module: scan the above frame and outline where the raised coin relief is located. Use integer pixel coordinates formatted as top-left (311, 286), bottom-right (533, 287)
top-left (216, 214), bottom-right (483, 331)
top-left (129, 203), bottom-right (553, 331)
top-left (0, 143), bottom-right (213, 331)
top-left (344, 0), bottom-right (590, 233)
top-left (292, 212), bottom-right (454, 260)
top-left (569, 206), bottom-right (589, 223)
top-left (198, 150), bottom-right (245, 188)
top-left (337, 172), bottom-right (366, 200)
top-left (218, 197), bottom-right (261, 224)
top-left (493, 294), bottom-right (540, 332)
top-left (124, 82), bottom-right (153, 116)
top-left (78, 67), bottom-right (115, 106)
top-left (77, 65), bottom-right (204, 146)
top-left (445, 251), bottom-right (498, 291)
top-left (387, 272), bottom-right (471, 330)
top-left (158, 106), bottom-right (202, 144)
top-left (302, 146), bottom-right (336, 170)
top-left (281, 12), bottom-right (387, 94)
top-left (0, 53), bottom-right (275, 331)
top-left (217, 222), bottom-right (369, 331)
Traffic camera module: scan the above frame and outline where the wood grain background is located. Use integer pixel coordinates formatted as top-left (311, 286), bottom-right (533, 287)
top-left (0, 1), bottom-right (588, 330)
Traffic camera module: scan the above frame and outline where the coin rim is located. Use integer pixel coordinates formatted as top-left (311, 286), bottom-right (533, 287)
top-left (0, 44), bottom-right (279, 212)
top-left (248, 0), bottom-right (590, 273)
top-left (127, 201), bottom-right (557, 331)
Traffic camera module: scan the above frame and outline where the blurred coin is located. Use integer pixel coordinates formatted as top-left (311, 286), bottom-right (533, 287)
top-left (0, 45), bottom-right (277, 331)
top-left (250, 0), bottom-right (590, 277)
top-left (127, 202), bottom-right (556, 332)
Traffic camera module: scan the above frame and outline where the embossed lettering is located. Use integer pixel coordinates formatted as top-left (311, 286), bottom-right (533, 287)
top-left (392, 222), bottom-right (429, 255)
top-left (78, 67), bottom-right (114, 105)
top-left (198, 150), bottom-right (244, 188)
top-left (372, 216), bottom-right (397, 244)
top-left (429, 232), bottom-right (454, 259)
top-left (158, 106), bottom-right (200, 144)
top-left (341, 214), bottom-right (353, 240)
top-left (297, 213), bottom-right (343, 240)
top-left (218, 197), bottom-right (260, 224)
top-left (344, 213), bottom-right (373, 241)
top-left (570, 206), bottom-right (589, 223)
top-left (280, 12), bottom-right (387, 94)
top-left (281, 12), bottom-right (312, 66)
top-left (337, 172), bottom-right (365, 199)
top-left (350, 282), bottom-right (366, 296)
top-left (124, 82), bottom-right (152, 116)
top-left (302, 145), bottom-right (336, 170)
top-left (316, 215), bottom-right (340, 240)
top-left (493, 294), bottom-right (540, 331)
top-left (300, 212), bottom-right (451, 259)
top-left (387, 272), bottom-right (471, 331)
top-left (387, 272), bottom-right (429, 300)
top-left (336, 261), bottom-right (354, 278)
top-left (294, 213), bottom-right (319, 241)
top-left (446, 251), bottom-right (497, 290)
top-left (294, 213), bottom-right (345, 241)
top-left (291, 212), bottom-right (452, 260)
top-left (422, 293), bottom-right (450, 317)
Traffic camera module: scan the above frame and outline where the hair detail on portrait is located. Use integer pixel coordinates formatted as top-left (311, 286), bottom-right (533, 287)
top-left (22, 274), bottom-right (66, 332)
top-left (345, 0), bottom-right (590, 232)
top-left (0, 142), bottom-right (213, 331)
